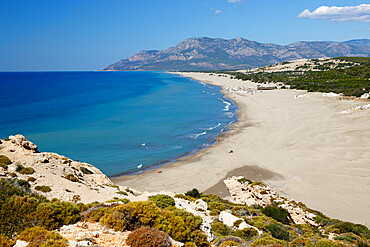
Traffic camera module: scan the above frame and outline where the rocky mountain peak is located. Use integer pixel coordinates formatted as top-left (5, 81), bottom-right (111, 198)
top-left (102, 37), bottom-right (370, 71)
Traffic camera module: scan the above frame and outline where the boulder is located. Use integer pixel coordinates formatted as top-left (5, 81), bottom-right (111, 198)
top-left (219, 211), bottom-right (240, 228)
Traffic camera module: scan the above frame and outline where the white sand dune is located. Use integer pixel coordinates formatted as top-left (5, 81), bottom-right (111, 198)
top-left (113, 72), bottom-right (370, 226)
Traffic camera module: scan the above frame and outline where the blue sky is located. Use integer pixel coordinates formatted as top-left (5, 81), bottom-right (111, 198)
top-left (0, 0), bottom-right (369, 71)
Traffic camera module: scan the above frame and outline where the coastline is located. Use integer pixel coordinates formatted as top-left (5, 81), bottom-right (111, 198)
top-left (113, 72), bottom-right (370, 226)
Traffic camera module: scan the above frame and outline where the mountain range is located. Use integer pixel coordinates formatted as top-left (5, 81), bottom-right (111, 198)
top-left (101, 37), bottom-right (370, 71)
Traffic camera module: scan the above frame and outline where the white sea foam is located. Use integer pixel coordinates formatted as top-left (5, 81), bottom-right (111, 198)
top-left (137, 164), bottom-right (143, 169)
top-left (225, 112), bottom-right (234, 118)
top-left (193, 131), bottom-right (207, 139)
top-left (206, 123), bottom-right (221, 130)
top-left (220, 98), bottom-right (231, 111)
top-left (202, 90), bottom-right (216, 95)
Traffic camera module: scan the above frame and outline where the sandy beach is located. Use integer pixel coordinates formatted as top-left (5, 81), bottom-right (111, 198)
top-left (113, 72), bottom-right (370, 226)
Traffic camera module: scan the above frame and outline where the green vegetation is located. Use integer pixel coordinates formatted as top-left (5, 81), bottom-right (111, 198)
top-left (149, 195), bottom-right (176, 209)
top-left (116, 191), bottom-right (128, 195)
top-left (84, 200), bottom-right (208, 246)
top-left (237, 178), bottom-right (252, 184)
top-left (265, 223), bottom-right (290, 241)
top-left (19, 167), bottom-right (35, 175)
top-left (0, 163), bottom-right (8, 170)
top-left (337, 56), bottom-right (370, 65)
top-left (65, 174), bottom-right (78, 182)
top-left (261, 204), bottom-right (291, 225)
top-left (80, 167), bottom-right (93, 174)
top-left (1, 177), bottom-right (369, 246)
top-left (219, 240), bottom-right (239, 246)
top-left (0, 178), bottom-right (82, 239)
top-left (0, 155), bottom-right (11, 165)
top-left (126, 227), bottom-right (172, 247)
top-left (27, 177), bottom-right (36, 182)
top-left (185, 188), bottom-right (202, 198)
top-left (221, 57), bottom-right (370, 97)
top-left (35, 185), bottom-right (52, 193)
top-left (0, 235), bottom-right (15, 247)
top-left (17, 226), bottom-right (68, 247)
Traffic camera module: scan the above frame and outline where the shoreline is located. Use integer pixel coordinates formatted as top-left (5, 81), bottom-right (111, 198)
top-left (109, 80), bottom-right (239, 178)
top-left (113, 72), bottom-right (370, 226)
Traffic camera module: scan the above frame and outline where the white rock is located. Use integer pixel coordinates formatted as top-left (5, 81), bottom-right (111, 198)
top-left (14, 240), bottom-right (29, 247)
top-left (219, 211), bottom-right (240, 228)
top-left (195, 199), bottom-right (208, 211)
top-left (76, 240), bottom-right (91, 246)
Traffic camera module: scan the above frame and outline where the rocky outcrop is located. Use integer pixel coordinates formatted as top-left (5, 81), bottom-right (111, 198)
top-left (175, 198), bottom-right (214, 242)
top-left (219, 211), bottom-right (262, 235)
top-left (0, 135), bottom-right (134, 203)
top-left (9, 134), bottom-right (38, 152)
top-left (59, 222), bottom-right (184, 247)
top-left (224, 176), bottom-right (317, 226)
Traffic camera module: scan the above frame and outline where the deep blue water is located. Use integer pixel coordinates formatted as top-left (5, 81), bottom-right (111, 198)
top-left (0, 71), bottom-right (237, 176)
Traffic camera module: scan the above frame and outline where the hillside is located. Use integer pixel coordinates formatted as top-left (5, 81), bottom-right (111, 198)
top-left (1, 135), bottom-right (369, 246)
top-left (101, 37), bottom-right (370, 71)
top-left (219, 57), bottom-right (370, 97)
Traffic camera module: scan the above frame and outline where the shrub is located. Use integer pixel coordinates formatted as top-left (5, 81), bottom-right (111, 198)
top-left (18, 226), bottom-right (48, 242)
top-left (237, 178), bottom-right (252, 184)
top-left (116, 191), bottom-right (128, 195)
top-left (216, 237), bottom-right (243, 247)
top-left (233, 219), bottom-right (243, 228)
top-left (290, 236), bottom-right (313, 246)
top-left (35, 185), bottom-right (52, 193)
top-left (80, 167), bottom-right (93, 174)
top-left (250, 235), bottom-right (286, 247)
top-left (0, 178), bottom-right (33, 199)
top-left (28, 177), bottom-right (36, 182)
top-left (9, 172), bottom-right (16, 177)
top-left (16, 164), bottom-right (24, 172)
top-left (126, 227), bottom-right (172, 247)
top-left (100, 201), bottom-right (161, 231)
top-left (190, 230), bottom-right (210, 247)
top-left (65, 174), bottom-right (78, 182)
top-left (0, 163), bottom-right (8, 170)
top-left (35, 201), bottom-right (80, 230)
top-left (149, 195), bottom-right (175, 209)
top-left (233, 228), bottom-right (259, 241)
top-left (334, 234), bottom-right (357, 243)
top-left (0, 234), bottom-right (14, 247)
top-left (185, 242), bottom-right (197, 247)
top-left (18, 226), bottom-right (68, 247)
top-left (83, 205), bottom-right (112, 222)
top-left (261, 204), bottom-right (291, 225)
top-left (19, 167), bottom-right (35, 175)
top-left (0, 155), bottom-right (11, 165)
top-left (334, 222), bottom-right (369, 238)
top-left (212, 221), bottom-right (232, 237)
top-left (185, 188), bottom-right (201, 198)
top-left (266, 223), bottom-right (290, 241)
top-left (220, 241), bottom-right (239, 247)
top-left (315, 239), bottom-right (347, 247)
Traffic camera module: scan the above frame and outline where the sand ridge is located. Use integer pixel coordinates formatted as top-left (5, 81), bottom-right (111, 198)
top-left (113, 72), bottom-right (370, 226)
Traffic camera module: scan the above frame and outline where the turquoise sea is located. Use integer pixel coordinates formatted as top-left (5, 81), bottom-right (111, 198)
top-left (0, 72), bottom-right (237, 176)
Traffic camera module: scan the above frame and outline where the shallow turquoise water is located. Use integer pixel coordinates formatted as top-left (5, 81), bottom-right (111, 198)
top-left (0, 71), bottom-right (237, 176)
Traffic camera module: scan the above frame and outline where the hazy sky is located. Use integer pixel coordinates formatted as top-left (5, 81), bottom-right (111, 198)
top-left (1, 0), bottom-right (369, 71)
